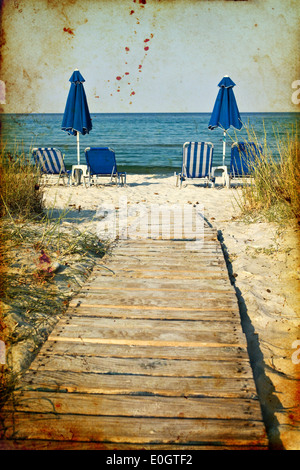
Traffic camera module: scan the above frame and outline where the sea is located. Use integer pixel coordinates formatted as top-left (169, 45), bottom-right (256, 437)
top-left (0, 113), bottom-right (299, 174)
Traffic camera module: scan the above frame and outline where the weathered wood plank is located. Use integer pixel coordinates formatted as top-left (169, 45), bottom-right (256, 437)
top-left (93, 271), bottom-right (229, 280)
top-left (9, 392), bottom-right (263, 421)
top-left (67, 308), bottom-right (240, 321)
top-left (19, 370), bottom-right (258, 398)
top-left (54, 316), bottom-right (242, 334)
top-left (82, 282), bottom-right (235, 293)
top-left (68, 294), bottom-right (238, 309)
top-left (85, 278), bottom-right (234, 291)
top-left (29, 354), bottom-right (254, 378)
top-left (39, 340), bottom-right (250, 362)
top-left (0, 440), bottom-right (264, 450)
top-left (48, 320), bottom-right (246, 345)
top-left (2, 413), bottom-right (267, 446)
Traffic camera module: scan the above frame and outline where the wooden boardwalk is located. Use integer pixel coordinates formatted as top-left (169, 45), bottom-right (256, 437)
top-left (1, 223), bottom-right (268, 449)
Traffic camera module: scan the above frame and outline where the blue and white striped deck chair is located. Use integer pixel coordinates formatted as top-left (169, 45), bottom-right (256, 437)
top-left (32, 148), bottom-right (71, 185)
top-left (176, 142), bottom-right (214, 187)
top-left (228, 142), bottom-right (263, 187)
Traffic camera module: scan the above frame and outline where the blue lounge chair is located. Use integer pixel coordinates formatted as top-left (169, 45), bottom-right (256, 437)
top-left (84, 147), bottom-right (126, 186)
top-left (176, 142), bottom-right (214, 187)
top-left (32, 147), bottom-right (71, 185)
top-left (228, 142), bottom-right (263, 187)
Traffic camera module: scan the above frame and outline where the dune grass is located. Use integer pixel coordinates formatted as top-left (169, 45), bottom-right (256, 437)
top-left (0, 146), bottom-right (44, 220)
top-left (233, 125), bottom-right (300, 225)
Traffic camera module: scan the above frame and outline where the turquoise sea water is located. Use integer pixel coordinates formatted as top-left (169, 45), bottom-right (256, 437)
top-left (0, 113), bottom-right (299, 174)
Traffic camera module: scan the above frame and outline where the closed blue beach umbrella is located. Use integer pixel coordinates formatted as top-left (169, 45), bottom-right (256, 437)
top-left (62, 69), bottom-right (92, 165)
top-left (208, 76), bottom-right (242, 165)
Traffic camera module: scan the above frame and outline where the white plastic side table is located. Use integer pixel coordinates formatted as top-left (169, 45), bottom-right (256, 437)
top-left (71, 165), bottom-right (89, 186)
top-left (211, 165), bottom-right (229, 188)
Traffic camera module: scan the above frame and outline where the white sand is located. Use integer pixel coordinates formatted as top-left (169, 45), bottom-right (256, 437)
top-left (44, 174), bottom-right (300, 449)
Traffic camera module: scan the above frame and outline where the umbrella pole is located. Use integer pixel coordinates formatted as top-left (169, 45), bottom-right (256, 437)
top-left (77, 131), bottom-right (80, 165)
top-left (223, 130), bottom-right (226, 166)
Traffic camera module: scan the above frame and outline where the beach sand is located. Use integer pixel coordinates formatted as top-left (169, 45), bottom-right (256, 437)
top-left (30, 174), bottom-right (300, 449)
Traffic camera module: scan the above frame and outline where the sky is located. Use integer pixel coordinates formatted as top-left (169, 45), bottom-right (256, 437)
top-left (0, 0), bottom-right (299, 114)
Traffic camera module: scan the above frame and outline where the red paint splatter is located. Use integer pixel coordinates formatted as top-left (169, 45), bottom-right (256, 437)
top-left (116, 76), bottom-right (122, 81)
top-left (139, 0), bottom-right (146, 4)
top-left (130, 10), bottom-right (134, 15)
top-left (130, 91), bottom-right (135, 96)
top-left (144, 46), bottom-right (149, 51)
top-left (63, 27), bottom-right (74, 35)
top-left (125, 47), bottom-right (130, 51)
top-left (117, 89), bottom-right (120, 92)
top-left (144, 38), bottom-right (150, 43)
top-left (138, 65), bottom-right (142, 69)
top-left (125, 72), bottom-right (129, 75)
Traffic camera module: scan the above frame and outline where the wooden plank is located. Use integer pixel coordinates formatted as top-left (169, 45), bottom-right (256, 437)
top-left (54, 316), bottom-right (242, 334)
top-left (82, 283), bottom-right (235, 293)
top-left (66, 303), bottom-right (240, 315)
top-left (48, 321), bottom-right (246, 345)
top-left (29, 354), bottom-right (254, 378)
top-left (93, 272), bottom-right (229, 280)
top-left (67, 308), bottom-right (240, 321)
top-left (2, 413), bottom-right (267, 446)
top-left (19, 370), bottom-right (258, 398)
top-left (68, 294), bottom-right (238, 309)
top-left (9, 392), bottom-right (263, 421)
top-left (47, 336), bottom-right (246, 349)
top-left (39, 340), bottom-right (250, 362)
top-left (85, 278), bottom-right (234, 291)
top-left (0, 440), bottom-right (264, 450)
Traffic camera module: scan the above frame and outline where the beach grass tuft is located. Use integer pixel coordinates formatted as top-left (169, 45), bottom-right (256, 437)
top-left (234, 125), bottom-right (300, 225)
top-left (0, 145), bottom-right (44, 220)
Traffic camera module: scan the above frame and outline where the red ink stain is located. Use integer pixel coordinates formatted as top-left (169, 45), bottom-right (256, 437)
top-left (139, 65), bottom-right (142, 69)
top-left (125, 72), bottom-right (129, 75)
top-left (125, 47), bottom-right (130, 52)
top-left (130, 10), bottom-right (134, 15)
top-left (139, 0), bottom-right (146, 4)
top-left (116, 76), bottom-right (122, 81)
top-left (117, 90), bottom-right (120, 92)
top-left (144, 46), bottom-right (149, 51)
top-left (63, 27), bottom-right (74, 35)
top-left (144, 38), bottom-right (150, 43)
top-left (130, 91), bottom-right (135, 96)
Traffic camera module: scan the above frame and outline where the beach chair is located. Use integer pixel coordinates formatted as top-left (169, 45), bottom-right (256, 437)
top-left (84, 147), bottom-right (126, 186)
top-left (228, 142), bottom-right (263, 187)
top-left (32, 147), bottom-right (71, 185)
top-left (176, 142), bottom-right (214, 187)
